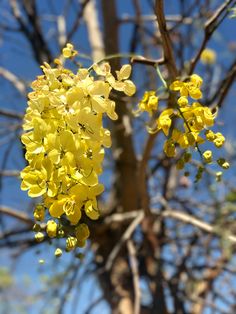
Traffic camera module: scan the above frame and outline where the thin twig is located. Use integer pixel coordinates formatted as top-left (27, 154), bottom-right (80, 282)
top-left (131, 56), bottom-right (164, 67)
top-left (209, 58), bottom-right (236, 109)
top-left (189, 0), bottom-right (236, 73)
top-left (159, 205), bottom-right (236, 244)
top-left (0, 108), bottom-right (23, 120)
top-left (66, 0), bottom-right (91, 41)
top-left (57, 15), bottom-right (66, 47)
top-left (105, 211), bottom-right (144, 271)
top-left (0, 170), bottom-right (20, 177)
top-left (104, 210), bottom-right (142, 224)
top-left (0, 206), bottom-right (33, 225)
top-left (83, 0), bottom-right (104, 62)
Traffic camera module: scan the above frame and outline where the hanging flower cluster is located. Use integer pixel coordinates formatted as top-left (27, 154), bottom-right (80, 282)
top-left (136, 74), bottom-right (229, 180)
top-left (20, 44), bottom-right (136, 255)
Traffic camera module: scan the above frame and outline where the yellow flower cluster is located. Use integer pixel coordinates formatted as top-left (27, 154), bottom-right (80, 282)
top-left (135, 91), bottom-right (158, 116)
top-left (62, 43), bottom-right (78, 59)
top-left (144, 74), bottom-right (228, 179)
top-left (21, 44), bottom-right (136, 255)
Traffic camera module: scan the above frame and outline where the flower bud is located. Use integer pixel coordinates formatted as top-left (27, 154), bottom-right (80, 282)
top-left (217, 158), bottom-right (230, 169)
top-left (46, 220), bottom-right (57, 238)
top-left (35, 232), bottom-right (44, 242)
top-left (75, 224), bottom-right (90, 241)
top-left (66, 236), bottom-right (77, 252)
top-left (176, 159), bottom-right (185, 170)
top-left (216, 171), bottom-right (223, 182)
top-left (33, 204), bottom-right (45, 222)
top-left (203, 150), bottom-right (213, 163)
top-left (55, 248), bottom-right (63, 258)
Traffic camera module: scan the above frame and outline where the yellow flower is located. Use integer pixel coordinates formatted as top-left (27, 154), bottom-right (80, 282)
top-left (21, 158), bottom-right (54, 197)
top-left (116, 64), bottom-right (132, 81)
top-left (62, 43), bottom-right (77, 58)
top-left (205, 130), bottom-right (216, 141)
top-left (200, 49), bottom-right (216, 65)
top-left (177, 96), bottom-right (188, 107)
top-left (137, 91), bottom-right (158, 116)
top-left (94, 63), bottom-right (136, 96)
top-left (213, 132), bottom-right (225, 148)
top-left (85, 199), bottom-right (100, 220)
top-left (190, 74), bottom-right (203, 88)
top-left (167, 73), bottom-right (227, 174)
top-left (170, 74), bottom-right (203, 100)
top-left (49, 195), bottom-right (82, 225)
top-left (157, 109), bottom-right (174, 136)
top-left (178, 132), bottom-right (199, 149)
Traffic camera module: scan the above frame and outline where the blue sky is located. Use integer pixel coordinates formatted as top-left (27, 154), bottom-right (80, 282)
top-left (0, 1), bottom-right (236, 313)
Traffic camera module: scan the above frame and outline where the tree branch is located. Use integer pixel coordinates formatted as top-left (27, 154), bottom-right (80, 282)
top-left (0, 67), bottom-right (27, 95)
top-left (189, 0), bottom-right (236, 73)
top-left (0, 206), bottom-right (33, 225)
top-left (0, 108), bottom-right (23, 120)
top-left (155, 0), bottom-right (178, 78)
top-left (105, 211), bottom-right (144, 271)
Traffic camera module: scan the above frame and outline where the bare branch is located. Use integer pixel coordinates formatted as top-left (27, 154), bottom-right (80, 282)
top-left (105, 211), bottom-right (144, 271)
top-left (155, 0), bottom-right (178, 78)
top-left (66, 0), bottom-right (91, 41)
top-left (209, 58), bottom-right (236, 109)
top-left (83, 0), bottom-right (104, 62)
top-left (57, 15), bottom-right (67, 48)
top-left (0, 67), bottom-right (27, 95)
top-left (189, 0), bottom-right (236, 73)
top-left (0, 108), bottom-right (23, 120)
top-left (162, 210), bottom-right (236, 244)
top-left (131, 55), bottom-right (164, 67)
top-left (0, 170), bottom-right (20, 177)
top-left (0, 206), bottom-right (33, 225)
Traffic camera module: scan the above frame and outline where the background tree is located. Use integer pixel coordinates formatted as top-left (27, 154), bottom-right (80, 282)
top-left (0, 1), bottom-right (236, 313)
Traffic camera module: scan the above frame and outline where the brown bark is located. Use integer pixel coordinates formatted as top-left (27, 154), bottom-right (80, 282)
top-left (91, 1), bottom-right (139, 313)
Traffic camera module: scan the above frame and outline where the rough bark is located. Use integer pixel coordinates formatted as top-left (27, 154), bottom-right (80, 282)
top-left (85, 0), bottom-right (139, 313)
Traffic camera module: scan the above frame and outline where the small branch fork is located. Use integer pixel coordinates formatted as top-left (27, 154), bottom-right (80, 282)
top-left (105, 211), bottom-right (144, 272)
top-left (104, 206), bottom-right (236, 245)
top-left (189, 0), bottom-right (236, 74)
